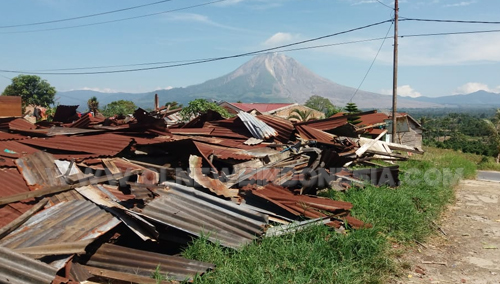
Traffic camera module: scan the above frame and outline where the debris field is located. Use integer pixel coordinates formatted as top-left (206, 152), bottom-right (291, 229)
top-left (0, 105), bottom-right (423, 284)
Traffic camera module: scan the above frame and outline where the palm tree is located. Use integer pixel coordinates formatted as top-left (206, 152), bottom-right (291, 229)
top-left (484, 108), bottom-right (500, 163)
top-left (288, 108), bottom-right (314, 122)
top-left (87, 96), bottom-right (99, 115)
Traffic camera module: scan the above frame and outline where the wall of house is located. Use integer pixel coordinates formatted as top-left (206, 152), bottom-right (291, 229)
top-left (394, 119), bottom-right (422, 148)
top-left (273, 105), bottom-right (325, 122)
top-left (0, 97), bottom-right (22, 117)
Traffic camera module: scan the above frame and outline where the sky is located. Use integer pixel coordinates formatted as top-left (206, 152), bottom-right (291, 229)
top-left (0, 0), bottom-right (499, 98)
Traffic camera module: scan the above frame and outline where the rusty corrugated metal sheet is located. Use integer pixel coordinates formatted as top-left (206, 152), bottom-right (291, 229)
top-left (0, 168), bottom-right (35, 229)
top-left (193, 141), bottom-right (255, 160)
top-left (295, 116), bottom-right (348, 132)
top-left (0, 141), bottom-right (38, 167)
top-left (0, 246), bottom-right (58, 284)
top-left (86, 243), bottom-right (214, 282)
top-left (139, 182), bottom-right (268, 249)
top-left (15, 151), bottom-right (67, 191)
top-left (0, 132), bottom-right (27, 141)
top-left (257, 114), bottom-right (295, 143)
top-left (295, 124), bottom-right (335, 144)
top-left (170, 128), bottom-right (214, 135)
top-left (5, 118), bottom-right (36, 131)
top-left (19, 133), bottom-right (134, 159)
top-left (0, 200), bottom-right (121, 268)
top-left (249, 183), bottom-right (352, 217)
top-left (189, 155), bottom-right (239, 198)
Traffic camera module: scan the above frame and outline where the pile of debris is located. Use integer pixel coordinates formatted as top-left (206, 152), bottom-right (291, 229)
top-left (0, 106), bottom-right (423, 284)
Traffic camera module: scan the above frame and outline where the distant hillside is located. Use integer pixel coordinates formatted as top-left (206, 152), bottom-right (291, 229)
top-left (409, 90), bottom-right (500, 107)
top-left (57, 53), bottom-right (496, 110)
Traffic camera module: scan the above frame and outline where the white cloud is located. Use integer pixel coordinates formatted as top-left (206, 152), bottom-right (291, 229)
top-left (454, 82), bottom-right (500, 94)
top-left (263, 32), bottom-right (300, 47)
top-left (381, 85), bottom-right (422, 97)
top-left (78, 87), bottom-right (118, 93)
top-left (165, 12), bottom-right (250, 32)
top-left (443, 1), bottom-right (476, 7)
top-left (314, 32), bottom-right (500, 67)
top-left (155, 86), bottom-right (173, 91)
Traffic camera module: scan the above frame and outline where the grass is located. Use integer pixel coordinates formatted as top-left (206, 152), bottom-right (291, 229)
top-left (180, 146), bottom-right (479, 284)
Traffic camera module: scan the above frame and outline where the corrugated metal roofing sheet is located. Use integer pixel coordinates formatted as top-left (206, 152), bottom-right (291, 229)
top-left (15, 151), bottom-right (67, 191)
top-left (0, 200), bottom-right (121, 266)
top-left (238, 112), bottom-right (277, 140)
top-left (295, 124), bottom-right (335, 144)
top-left (296, 116), bottom-right (349, 131)
top-left (0, 141), bottom-right (38, 167)
top-left (0, 246), bottom-right (58, 284)
top-left (250, 183), bottom-right (353, 218)
top-left (19, 133), bottom-right (134, 160)
top-left (257, 114), bottom-right (295, 143)
top-left (0, 168), bottom-right (35, 229)
top-left (193, 141), bottom-right (255, 160)
top-left (4, 118), bottom-right (36, 131)
top-left (0, 132), bottom-right (27, 141)
top-left (140, 182), bottom-right (268, 249)
top-left (86, 243), bottom-right (214, 282)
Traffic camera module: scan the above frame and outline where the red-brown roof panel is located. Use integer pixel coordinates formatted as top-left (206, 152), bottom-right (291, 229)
top-left (19, 133), bottom-right (134, 159)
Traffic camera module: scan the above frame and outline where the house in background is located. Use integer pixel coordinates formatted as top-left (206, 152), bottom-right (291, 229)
top-left (331, 110), bottom-right (423, 148)
top-left (219, 102), bottom-right (324, 122)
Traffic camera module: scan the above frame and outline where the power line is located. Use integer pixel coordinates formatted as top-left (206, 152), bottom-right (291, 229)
top-left (400, 29), bottom-right (500, 38)
top-left (401, 18), bottom-right (500, 24)
top-left (31, 37), bottom-right (390, 72)
top-left (0, 73), bottom-right (12, 80)
top-left (375, 0), bottom-right (394, 10)
top-left (2, 25), bottom-right (498, 76)
top-left (0, 0), bottom-right (228, 34)
top-left (0, 0), bottom-right (174, 29)
top-left (350, 21), bottom-right (393, 102)
top-left (0, 19), bottom-right (392, 74)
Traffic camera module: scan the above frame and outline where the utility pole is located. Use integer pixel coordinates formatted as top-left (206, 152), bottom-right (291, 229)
top-left (391, 0), bottom-right (399, 143)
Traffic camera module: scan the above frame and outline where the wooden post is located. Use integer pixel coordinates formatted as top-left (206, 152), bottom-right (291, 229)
top-left (392, 0), bottom-right (399, 143)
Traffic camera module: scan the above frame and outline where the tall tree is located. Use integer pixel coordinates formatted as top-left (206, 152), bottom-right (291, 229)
top-left (344, 102), bottom-right (362, 125)
top-left (484, 109), bottom-right (500, 163)
top-left (179, 99), bottom-right (231, 121)
top-left (2, 75), bottom-right (56, 108)
top-left (304, 95), bottom-right (341, 117)
top-left (288, 109), bottom-right (314, 122)
top-left (101, 100), bottom-right (137, 117)
top-left (87, 96), bottom-right (99, 114)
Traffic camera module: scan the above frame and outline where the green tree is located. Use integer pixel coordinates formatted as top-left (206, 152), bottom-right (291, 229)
top-left (179, 99), bottom-right (231, 121)
top-left (484, 109), bottom-right (500, 163)
top-left (304, 95), bottom-right (341, 117)
top-left (288, 108), bottom-right (315, 122)
top-left (101, 100), bottom-right (137, 117)
top-left (344, 102), bottom-right (361, 125)
top-left (87, 96), bottom-right (99, 114)
top-left (2, 74), bottom-right (56, 108)
top-left (164, 101), bottom-right (183, 109)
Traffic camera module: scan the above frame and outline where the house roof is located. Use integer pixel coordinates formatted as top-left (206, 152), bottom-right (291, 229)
top-left (227, 103), bottom-right (296, 113)
top-left (331, 110), bottom-right (421, 128)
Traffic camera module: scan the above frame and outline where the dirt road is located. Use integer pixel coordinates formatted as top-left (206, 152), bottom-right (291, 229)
top-left (397, 179), bottom-right (500, 284)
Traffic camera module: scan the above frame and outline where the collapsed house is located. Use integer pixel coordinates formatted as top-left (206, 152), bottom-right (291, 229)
top-left (0, 105), bottom-right (422, 284)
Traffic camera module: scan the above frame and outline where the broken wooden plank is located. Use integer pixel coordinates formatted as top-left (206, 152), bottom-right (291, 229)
top-left (355, 130), bottom-right (387, 157)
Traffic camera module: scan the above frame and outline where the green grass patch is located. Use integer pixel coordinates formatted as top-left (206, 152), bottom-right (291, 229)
top-left (181, 146), bottom-right (478, 283)
top-left (184, 226), bottom-right (393, 284)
